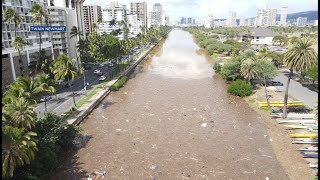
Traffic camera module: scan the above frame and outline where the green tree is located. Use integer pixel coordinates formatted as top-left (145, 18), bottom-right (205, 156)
top-left (255, 59), bottom-right (279, 108)
top-left (12, 37), bottom-right (29, 74)
top-left (15, 76), bottom-right (43, 104)
top-left (4, 97), bottom-right (37, 129)
top-left (36, 74), bottom-right (56, 112)
top-left (70, 26), bottom-right (83, 69)
top-left (51, 54), bottom-right (77, 107)
top-left (29, 3), bottom-right (50, 75)
top-left (305, 65), bottom-right (318, 85)
top-left (272, 35), bottom-right (287, 46)
top-left (220, 57), bottom-right (242, 80)
top-left (2, 126), bottom-right (37, 179)
top-left (240, 59), bottom-right (257, 82)
top-left (282, 38), bottom-right (318, 118)
top-left (4, 8), bottom-right (22, 38)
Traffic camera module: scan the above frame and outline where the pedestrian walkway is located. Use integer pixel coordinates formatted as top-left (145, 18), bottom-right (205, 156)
top-left (273, 69), bottom-right (318, 109)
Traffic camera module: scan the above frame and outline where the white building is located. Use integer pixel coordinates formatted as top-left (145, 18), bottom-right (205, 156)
top-left (48, 0), bottom-right (86, 64)
top-left (255, 8), bottom-right (277, 27)
top-left (296, 17), bottom-right (308, 27)
top-left (165, 16), bottom-right (170, 26)
top-left (214, 20), bottom-right (227, 27)
top-left (204, 14), bottom-right (214, 28)
top-left (130, 2), bottom-right (147, 33)
top-left (2, 0), bottom-right (57, 87)
top-left (236, 27), bottom-right (279, 45)
top-left (239, 19), bottom-right (246, 26)
top-left (314, 20), bottom-right (318, 26)
top-left (227, 11), bottom-right (237, 27)
top-left (47, 6), bottom-right (71, 57)
top-left (83, 5), bottom-right (102, 36)
top-left (99, 1), bottom-right (128, 39)
top-left (126, 14), bottom-right (143, 37)
top-left (149, 3), bottom-right (164, 27)
top-left (280, 7), bottom-right (288, 26)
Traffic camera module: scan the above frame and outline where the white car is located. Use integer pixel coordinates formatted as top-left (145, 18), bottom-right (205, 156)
top-left (93, 69), bottom-right (101, 74)
top-left (98, 64), bottom-right (105, 68)
top-left (109, 63), bottom-right (114, 67)
top-left (99, 76), bottom-right (106, 81)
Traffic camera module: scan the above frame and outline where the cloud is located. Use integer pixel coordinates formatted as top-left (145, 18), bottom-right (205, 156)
top-left (84, 0), bottom-right (318, 22)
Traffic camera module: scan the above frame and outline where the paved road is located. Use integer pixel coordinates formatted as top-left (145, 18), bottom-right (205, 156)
top-left (273, 69), bottom-right (318, 109)
top-left (35, 47), bottom-right (147, 118)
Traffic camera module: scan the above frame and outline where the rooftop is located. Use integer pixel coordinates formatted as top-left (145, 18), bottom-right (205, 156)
top-left (238, 27), bottom-right (279, 37)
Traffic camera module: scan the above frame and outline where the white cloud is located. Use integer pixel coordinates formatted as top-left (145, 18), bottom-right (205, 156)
top-left (84, 0), bottom-right (318, 22)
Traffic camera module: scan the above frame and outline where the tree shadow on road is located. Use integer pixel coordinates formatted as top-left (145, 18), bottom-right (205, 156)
top-left (301, 83), bottom-right (318, 93)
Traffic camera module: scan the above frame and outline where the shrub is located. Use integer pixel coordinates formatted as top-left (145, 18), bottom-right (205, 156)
top-left (227, 80), bottom-right (253, 97)
top-left (220, 58), bottom-right (242, 80)
top-left (213, 63), bottom-right (221, 73)
top-left (110, 76), bottom-right (128, 91)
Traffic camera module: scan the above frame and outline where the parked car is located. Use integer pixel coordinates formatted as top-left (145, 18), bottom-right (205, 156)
top-left (99, 76), bottom-right (106, 81)
top-left (39, 96), bottom-right (52, 102)
top-left (97, 71), bottom-right (103, 76)
top-left (98, 64), bottom-right (105, 68)
top-left (270, 81), bottom-right (284, 86)
top-left (94, 69), bottom-right (101, 74)
top-left (109, 63), bottom-right (114, 67)
top-left (65, 83), bottom-right (73, 87)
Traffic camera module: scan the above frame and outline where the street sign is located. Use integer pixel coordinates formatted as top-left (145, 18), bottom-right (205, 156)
top-left (29, 26), bottom-right (67, 32)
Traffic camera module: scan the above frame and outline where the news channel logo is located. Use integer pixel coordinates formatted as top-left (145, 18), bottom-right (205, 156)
top-left (29, 26), bottom-right (67, 32)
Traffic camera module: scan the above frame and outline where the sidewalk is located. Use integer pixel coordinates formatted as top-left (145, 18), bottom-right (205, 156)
top-left (66, 44), bottom-right (157, 125)
top-left (273, 69), bottom-right (318, 109)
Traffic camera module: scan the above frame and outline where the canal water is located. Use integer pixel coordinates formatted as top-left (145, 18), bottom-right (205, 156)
top-left (54, 30), bottom-right (288, 179)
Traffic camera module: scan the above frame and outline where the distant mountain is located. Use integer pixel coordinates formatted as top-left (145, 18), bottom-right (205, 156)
top-left (276, 11), bottom-right (318, 21)
top-left (247, 10), bottom-right (318, 21)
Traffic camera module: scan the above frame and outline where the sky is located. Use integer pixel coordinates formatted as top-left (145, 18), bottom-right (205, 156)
top-left (84, 0), bottom-right (318, 22)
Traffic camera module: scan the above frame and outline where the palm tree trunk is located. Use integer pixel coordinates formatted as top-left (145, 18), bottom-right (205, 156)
top-left (68, 76), bottom-right (76, 107)
top-left (17, 49), bottom-right (24, 75)
top-left (264, 76), bottom-right (271, 109)
top-left (283, 69), bottom-right (293, 118)
top-left (36, 20), bottom-right (42, 75)
top-left (44, 95), bottom-right (47, 112)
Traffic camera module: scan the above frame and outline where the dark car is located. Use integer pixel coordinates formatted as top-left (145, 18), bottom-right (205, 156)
top-left (270, 81), bottom-right (283, 86)
top-left (39, 96), bottom-right (53, 102)
top-left (65, 83), bottom-right (73, 87)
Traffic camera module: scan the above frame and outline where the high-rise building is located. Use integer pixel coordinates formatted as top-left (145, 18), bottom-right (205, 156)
top-left (149, 3), bottom-right (163, 27)
top-left (280, 7), bottom-right (288, 26)
top-left (181, 17), bottom-right (186, 24)
top-left (296, 17), bottom-right (308, 27)
top-left (204, 14), bottom-right (214, 28)
top-left (126, 14), bottom-right (143, 37)
top-left (314, 20), bottom-right (318, 26)
top-left (130, 2), bottom-right (147, 33)
top-left (239, 19), bottom-right (246, 26)
top-left (2, 0), bottom-right (58, 88)
top-left (47, 0), bottom-right (86, 65)
top-left (165, 16), bottom-right (170, 25)
top-left (99, 1), bottom-right (128, 39)
top-left (268, 9), bottom-right (277, 26)
top-left (187, 18), bottom-right (192, 24)
top-left (255, 8), bottom-right (276, 27)
top-left (228, 11), bottom-right (237, 27)
top-left (83, 5), bottom-right (102, 36)
top-left (214, 20), bottom-right (227, 27)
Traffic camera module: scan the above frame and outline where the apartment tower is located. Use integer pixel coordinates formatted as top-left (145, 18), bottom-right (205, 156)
top-left (130, 2), bottom-right (147, 33)
top-left (83, 5), bottom-right (102, 36)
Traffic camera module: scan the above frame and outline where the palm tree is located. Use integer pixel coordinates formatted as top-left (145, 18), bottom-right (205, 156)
top-left (5, 97), bottom-right (37, 129)
top-left (51, 54), bottom-right (77, 107)
top-left (36, 74), bottom-right (56, 112)
top-left (282, 38), bottom-right (318, 118)
top-left (15, 76), bottom-right (43, 104)
top-left (4, 8), bottom-right (22, 38)
top-left (240, 59), bottom-right (257, 82)
top-left (29, 3), bottom-right (50, 75)
top-left (70, 26), bottom-right (83, 70)
top-left (2, 126), bottom-right (37, 179)
top-left (12, 36), bottom-right (29, 74)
